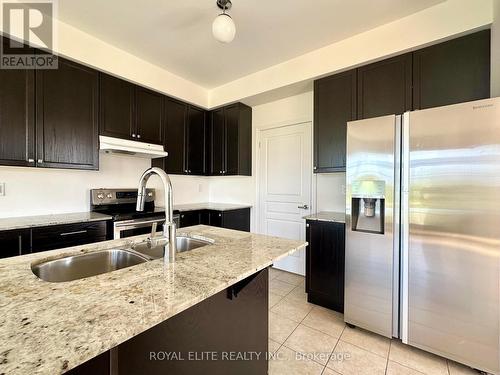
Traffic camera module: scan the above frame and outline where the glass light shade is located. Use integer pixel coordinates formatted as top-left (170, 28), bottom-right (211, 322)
top-left (212, 13), bottom-right (236, 43)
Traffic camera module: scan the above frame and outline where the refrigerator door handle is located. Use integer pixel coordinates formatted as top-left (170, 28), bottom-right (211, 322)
top-left (392, 115), bottom-right (402, 339)
top-left (400, 112), bottom-right (410, 344)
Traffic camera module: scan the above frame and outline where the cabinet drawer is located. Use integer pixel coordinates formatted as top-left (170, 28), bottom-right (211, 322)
top-left (0, 229), bottom-right (31, 258)
top-left (31, 221), bottom-right (107, 252)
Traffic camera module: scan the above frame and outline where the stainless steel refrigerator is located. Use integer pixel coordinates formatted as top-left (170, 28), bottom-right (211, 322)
top-left (345, 97), bottom-right (500, 374)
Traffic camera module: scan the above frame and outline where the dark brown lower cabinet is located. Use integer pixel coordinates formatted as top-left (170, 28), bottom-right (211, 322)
top-left (31, 221), bottom-right (107, 252)
top-left (306, 220), bottom-right (345, 313)
top-left (68, 269), bottom-right (269, 375)
top-left (180, 208), bottom-right (250, 232)
top-left (0, 229), bottom-right (31, 258)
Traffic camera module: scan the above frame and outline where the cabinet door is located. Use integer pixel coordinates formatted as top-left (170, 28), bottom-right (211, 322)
top-left (210, 108), bottom-right (225, 175)
top-left (163, 99), bottom-right (187, 174)
top-left (0, 38), bottom-right (35, 167)
top-left (307, 221), bottom-right (345, 313)
top-left (0, 229), bottom-right (31, 258)
top-left (357, 53), bottom-right (412, 119)
top-left (36, 58), bottom-right (99, 170)
top-left (31, 221), bottom-right (107, 252)
top-left (314, 70), bottom-right (356, 173)
top-left (179, 211), bottom-right (201, 228)
top-left (99, 73), bottom-right (135, 139)
top-left (413, 30), bottom-right (490, 110)
top-left (221, 208), bottom-right (250, 232)
top-left (209, 210), bottom-right (223, 227)
top-left (135, 87), bottom-right (163, 144)
top-left (186, 106), bottom-right (206, 175)
top-left (224, 104), bottom-right (240, 175)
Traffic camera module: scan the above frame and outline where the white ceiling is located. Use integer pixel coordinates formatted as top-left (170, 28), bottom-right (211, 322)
top-left (58, 0), bottom-right (445, 89)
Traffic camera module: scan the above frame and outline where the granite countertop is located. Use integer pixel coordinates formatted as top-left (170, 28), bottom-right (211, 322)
top-left (174, 202), bottom-right (252, 212)
top-left (303, 211), bottom-right (346, 223)
top-left (0, 225), bottom-right (306, 374)
top-left (0, 212), bottom-right (113, 231)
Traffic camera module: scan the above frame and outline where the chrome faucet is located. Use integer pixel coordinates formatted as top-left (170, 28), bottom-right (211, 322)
top-left (137, 167), bottom-right (176, 264)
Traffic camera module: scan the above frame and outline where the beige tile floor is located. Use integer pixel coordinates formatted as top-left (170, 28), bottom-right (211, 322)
top-left (267, 267), bottom-right (479, 375)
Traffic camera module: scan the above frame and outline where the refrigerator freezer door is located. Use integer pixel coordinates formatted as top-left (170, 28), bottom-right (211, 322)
top-left (345, 115), bottom-right (398, 338)
top-left (404, 98), bottom-right (500, 374)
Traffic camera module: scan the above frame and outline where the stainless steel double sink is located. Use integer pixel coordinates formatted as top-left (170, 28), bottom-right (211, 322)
top-left (32, 236), bottom-right (213, 283)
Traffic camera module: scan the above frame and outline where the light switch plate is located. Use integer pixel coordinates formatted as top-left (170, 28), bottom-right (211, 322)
top-left (0, 183), bottom-right (5, 196)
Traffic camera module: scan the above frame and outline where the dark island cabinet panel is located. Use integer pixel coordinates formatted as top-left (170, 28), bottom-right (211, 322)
top-left (0, 229), bottom-right (31, 259)
top-left (186, 106), bottom-right (206, 175)
top-left (306, 220), bottom-right (345, 313)
top-left (135, 86), bottom-right (163, 144)
top-left (99, 73), bottom-right (135, 140)
top-left (314, 70), bottom-right (356, 173)
top-left (413, 30), bottom-right (490, 110)
top-left (357, 53), bottom-right (412, 119)
top-left (0, 66), bottom-right (35, 166)
top-left (36, 57), bottom-right (99, 170)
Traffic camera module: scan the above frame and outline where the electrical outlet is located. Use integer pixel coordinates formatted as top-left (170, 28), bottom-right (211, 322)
top-left (0, 183), bottom-right (5, 196)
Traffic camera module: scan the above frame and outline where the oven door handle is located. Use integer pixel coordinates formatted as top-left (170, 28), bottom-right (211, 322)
top-left (114, 218), bottom-right (165, 229)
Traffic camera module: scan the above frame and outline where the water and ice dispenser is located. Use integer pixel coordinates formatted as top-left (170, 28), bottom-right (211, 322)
top-left (351, 180), bottom-right (385, 234)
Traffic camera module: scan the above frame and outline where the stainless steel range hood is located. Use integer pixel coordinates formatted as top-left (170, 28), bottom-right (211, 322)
top-left (99, 136), bottom-right (168, 158)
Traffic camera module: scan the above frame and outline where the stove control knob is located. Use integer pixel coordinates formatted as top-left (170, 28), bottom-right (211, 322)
top-left (106, 193), bottom-right (113, 199)
top-left (97, 193), bottom-right (105, 199)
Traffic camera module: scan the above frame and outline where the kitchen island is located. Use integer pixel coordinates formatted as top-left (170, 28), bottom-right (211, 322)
top-left (0, 225), bottom-right (306, 374)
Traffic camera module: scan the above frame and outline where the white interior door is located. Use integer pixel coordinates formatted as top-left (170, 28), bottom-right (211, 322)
top-left (258, 122), bottom-right (312, 275)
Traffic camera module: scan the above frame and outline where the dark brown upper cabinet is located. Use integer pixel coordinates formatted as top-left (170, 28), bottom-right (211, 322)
top-left (0, 62), bottom-right (35, 167)
top-left (99, 73), bottom-right (135, 140)
top-left (153, 100), bottom-right (207, 176)
top-left (156, 98), bottom-right (187, 174)
top-left (100, 74), bottom-right (163, 144)
top-left (36, 57), bottom-right (99, 170)
top-left (135, 86), bottom-right (163, 144)
top-left (357, 53), bottom-right (412, 119)
top-left (314, 70), bottom-right (357, 173)
top-left (208, 103), bottom-right (252, 176)
top-left (186, 106), bottom-right (206, 175)
top-left (413, 29), bottom-right (490, 110)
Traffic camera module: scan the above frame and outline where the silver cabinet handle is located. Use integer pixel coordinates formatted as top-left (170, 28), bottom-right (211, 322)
top-left (137, 134), bottom-right (141, 139)
top-left (60, 230), bottom-right (87, 236)
top-left (184, 169), bottom-right (188, 173)
top-left (132, 134), bottom-right (136, 138)
top-left (313, 166), bottom-right (317, 170)
top-left (28, 158), bottom-right (34, 163)
top-left (298, 204), bottom-right (309, 209)
top-left (188, 170), bottom-right (191, 173)
top-left (37, 159), bottom-right (43, 163)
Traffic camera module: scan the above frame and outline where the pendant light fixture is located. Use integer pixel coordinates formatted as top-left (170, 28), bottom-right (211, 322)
top-left (212, 0), bottom-right (236, 43)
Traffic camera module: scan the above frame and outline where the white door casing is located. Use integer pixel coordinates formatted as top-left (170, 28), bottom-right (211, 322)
top-left (257, 122), bottom-right (312, 275)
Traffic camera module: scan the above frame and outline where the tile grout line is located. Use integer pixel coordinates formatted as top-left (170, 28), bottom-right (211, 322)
top-left (384, 340), bottom-right (392, 375)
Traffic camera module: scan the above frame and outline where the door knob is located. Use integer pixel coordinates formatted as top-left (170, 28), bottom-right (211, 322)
top-left (298, 204), bottom-right (309, 209)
